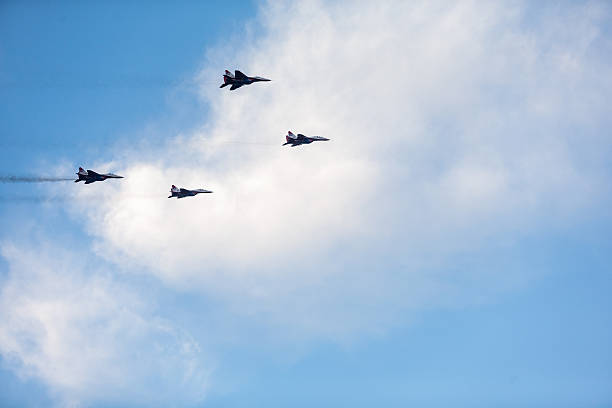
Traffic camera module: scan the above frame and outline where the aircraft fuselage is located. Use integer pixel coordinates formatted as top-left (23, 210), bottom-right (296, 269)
top-left (75, 168), bottom-right (123, 184)
top-left (220, 70), bottom-right (271, 90)
top-left (283, 134), bottom-right (329, 146)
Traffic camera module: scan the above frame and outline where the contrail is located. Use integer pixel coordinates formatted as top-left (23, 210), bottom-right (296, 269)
top-left (0, 176), bottom-right (74, 183)
top-left (0, 196), bottom-right (67, 204)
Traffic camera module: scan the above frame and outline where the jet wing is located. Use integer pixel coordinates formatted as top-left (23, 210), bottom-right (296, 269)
top-left (84, 179), bottom-right (95, 184)
top-left (230, 83), bottom-right (243, 90)
top-left (234, 70), bottom-right (248, 80)
top-left (87, 170), bottom-right (100, 176)
top-left (179, 188), bottom-right (191, 194)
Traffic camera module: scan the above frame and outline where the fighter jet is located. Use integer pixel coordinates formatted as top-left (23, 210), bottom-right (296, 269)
top-left (282, 131), bottom-right (330, 147)
top-left (168, 185), bottom-right (213, 199)
top-left (220, 69), bottom-right (270, 91)
top-left (75, 167), bottom-right (123, 184)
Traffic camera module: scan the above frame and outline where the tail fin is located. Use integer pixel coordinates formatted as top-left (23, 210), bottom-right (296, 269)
top-left (224, 70), bottom-right (234, 78)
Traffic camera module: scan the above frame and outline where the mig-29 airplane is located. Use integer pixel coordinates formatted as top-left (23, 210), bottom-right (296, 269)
top-left (168, 185), bottom-right (213, 199)
top-left (75, 167), bottom-right (123, 184)
top-left (220, 70), bottom-right (271, 91)
top-left (282, 131), bottom-right (330, 147)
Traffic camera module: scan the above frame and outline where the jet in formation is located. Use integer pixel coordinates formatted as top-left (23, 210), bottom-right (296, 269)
top-left (220, 70), bottom-right (271, 91)
top-left (75, 167), bottom-right (123, 184)
top-left (283, 131), bottom-right (330, 147)
top-left (168, 185), bottom-right (213, 199)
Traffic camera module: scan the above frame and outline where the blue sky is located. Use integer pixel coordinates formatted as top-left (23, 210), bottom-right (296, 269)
top-left (1, 1), bottom-right (611, 407)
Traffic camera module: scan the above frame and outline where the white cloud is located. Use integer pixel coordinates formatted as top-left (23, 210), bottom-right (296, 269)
top-left (1, 1), bottom-right (610, 405)
top-left (62, 0), bottom-right (612, 341)
top-left (0, 243), bottom-right (209, 407)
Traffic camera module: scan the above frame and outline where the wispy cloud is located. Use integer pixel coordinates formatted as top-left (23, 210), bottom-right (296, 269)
top-left (0, 243), bottom-right (209, 406)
